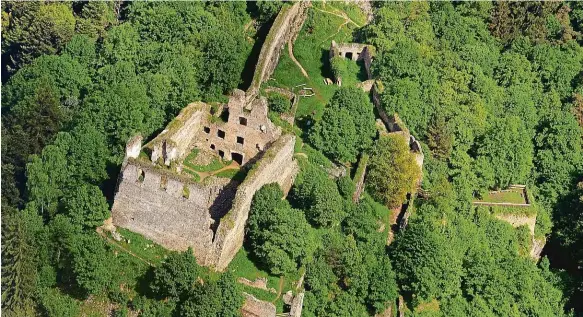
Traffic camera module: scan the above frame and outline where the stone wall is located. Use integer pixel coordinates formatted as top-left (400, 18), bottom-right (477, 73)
top-left (198, 89), bottom-right (281, 165)
top-left (206, 134), bottom-right (299, 270)
top-left (247, 1), bottom-right (310, 103)
top-left (241, 293), bottom-right (276, 317)
top-left (111, 158), bottom-right (232, 263)
top-left (289, 292), bottom-right (305, 317)
top-left (330, 40), bottom-right (374, 79)
top-left (146, 102), bottom-right (208, 166)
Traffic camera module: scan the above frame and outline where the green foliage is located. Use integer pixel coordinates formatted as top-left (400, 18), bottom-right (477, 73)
top-left (330, 56), bottom-right (348, 80)
top-left (38, 288), bottom-right (80, 317)
top-left (248, 184), bottom-right (316, 274)
top-left (150, 250), bottom-right (201, 300)
top-left (1, 207), bottom-right (45, 316)
top-left (268, 93), bottom-right (291, 113)
top-left (474, 116), bottom-right (534, 189)
top-left (63, 184), bottom-right (110, 230)
top-left (2, 2), bottom-right (76, 72)
top-left (304, 231), bottom-right (397, 316)
top-left (367, 134), bottom-right (421, 208)
top-left (290, 163), bottom-right (346, 227)
top-left (309, 87), bottom-right (376, 163)
top-left (256, 0), bottom-right (284, 23)
top-left (178, 272), bottom-right (243, 317)
top-left (337, 175), bottom-right (356, 200)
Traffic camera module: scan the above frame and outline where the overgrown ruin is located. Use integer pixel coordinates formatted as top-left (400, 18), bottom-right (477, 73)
top-left (111, 1), bottom-right (309, 271)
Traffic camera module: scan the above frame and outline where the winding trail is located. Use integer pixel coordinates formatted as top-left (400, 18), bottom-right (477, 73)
top-left (271, 277), bottom-right (285, 303)
top-left (288, 39), bottom-right (309, 78)
top-left (314, 7), bottom-right (362, 28)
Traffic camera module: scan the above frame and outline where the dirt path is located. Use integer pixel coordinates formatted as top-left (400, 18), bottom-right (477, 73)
top-left (96, 227), bottom-right (154, 267)
top-left (314, 7), bottom-right (361, 28)
top-left (271, 277), bottom-right (285, 303)
top-left (288, 39), bottom-right (309, 78)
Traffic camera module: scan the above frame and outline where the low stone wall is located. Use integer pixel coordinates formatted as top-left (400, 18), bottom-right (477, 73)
top-left (241, 293), bottom-right (276, 317)
top-left (247, 1), bottom-right (310, 103)
top-left (206, 134), bottom-right (299, 270)
top-left (111, 159), bottom-right (231, 263)
top-left (494, 213), bottom-right (537, 236)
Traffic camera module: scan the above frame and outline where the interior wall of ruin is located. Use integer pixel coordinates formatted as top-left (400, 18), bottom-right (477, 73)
top-left (206, 134), bottom-right (299, 270)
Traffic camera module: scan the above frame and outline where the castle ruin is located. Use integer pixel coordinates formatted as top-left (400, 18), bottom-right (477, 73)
top-left (111, 1), bottom-right (310, 271)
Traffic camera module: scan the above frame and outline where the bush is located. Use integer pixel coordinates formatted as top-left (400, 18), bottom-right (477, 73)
top-left (150, 250), bottom-right (200, 300)
top-left (337, 176), bottom-right (356, 199)
top-left (268, 93), bottom-right (291, 113)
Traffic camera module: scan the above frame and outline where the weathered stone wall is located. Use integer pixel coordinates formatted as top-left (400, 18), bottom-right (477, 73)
top-left (198, 89), bottom-right (281, 165)
top-left (147, 102), bottom-right (208, 165)
top-left (289, 292), bottom-right (305, 317)
top-left (111, 159), bottom-right (231, 263)
top-left (247, 1), bottom-right (310, 103)
top-left (206, 134), bottom-right (299, 270)
top-left (330, 41), bottom-right (374, 78)
top-left (241, 293), bottom-right (276, 317)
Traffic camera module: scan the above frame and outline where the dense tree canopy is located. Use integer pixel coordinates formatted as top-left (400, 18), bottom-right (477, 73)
top-left (367, 134), bottom-right (421, 208)
top-left (248, 183), bottom-right (316, 274)
top-left (309, 87), bottom-right (376, 163)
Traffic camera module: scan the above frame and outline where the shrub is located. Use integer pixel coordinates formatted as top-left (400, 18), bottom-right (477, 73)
top-left (268, 93), bottom-right (291, 113)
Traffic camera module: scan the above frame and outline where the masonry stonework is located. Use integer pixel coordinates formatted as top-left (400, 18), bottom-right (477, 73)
top-left (112, 1), bottom-right (308, 271)
top-left (207, 134), bottom-right (299, 270)
top-left (247, 1), bottom-right (310, 103)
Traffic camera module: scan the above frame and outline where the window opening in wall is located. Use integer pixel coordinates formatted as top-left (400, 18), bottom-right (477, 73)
top-left (231, 152), bottom-right (243, 165)
top-left (345, 52), bottom-right (353, 60)
top-left (220, 108), bottom-right (229, 122)
top-left (138, 169), bottom-right (145, 182)
top-left (204, 126), bottom-right (210, 133)
top-left (218, 150), bottom-right (225, 158)
top-left (217, 129), bottom-right (225, 139)
top-left (239, 117), bottom-right (247, 126)
top-left (210, 144), bottom-right (216, 150)
top-left (237, 136), bottom-right (244, 145)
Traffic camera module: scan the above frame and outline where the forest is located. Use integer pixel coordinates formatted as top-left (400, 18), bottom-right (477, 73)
top-left (1, 1), bottom-right (582, 317)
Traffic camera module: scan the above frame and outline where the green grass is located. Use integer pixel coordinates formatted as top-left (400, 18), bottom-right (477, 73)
top-left (489, 205), bottom-right (538, 217)
top-left (188, 158), bottom-right (230, 173)
top-left (478, 190), bottom-right (527, 204)
top-left (111, 228), bottom-right (173, 266)
top-left (183, 167), bottom-right (201, 182)
top-left (270, 6), bottom-right (365, 124)
top-left (215, 168), bottom-right (247, 181)
top-left (185, 148), bottom-right (199, 163)
top-left (228, 247), bottom-right (305, 313)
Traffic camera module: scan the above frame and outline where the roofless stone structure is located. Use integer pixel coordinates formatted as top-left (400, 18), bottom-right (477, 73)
top-left (110, 1), bottom-right (309, 271)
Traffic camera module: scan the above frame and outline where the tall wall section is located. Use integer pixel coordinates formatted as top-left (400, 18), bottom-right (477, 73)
top-left (111, 158), bottom-right (232, 263)
top-left (246, 1), bottom-right (310, 103)
top-left (206, 134), bottom-right (299, 270)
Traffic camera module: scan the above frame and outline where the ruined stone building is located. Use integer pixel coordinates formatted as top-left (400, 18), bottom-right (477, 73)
top-left (329, 40), bottom-right (374, 79)
top-left (111, 1), bottom-right (310, 271)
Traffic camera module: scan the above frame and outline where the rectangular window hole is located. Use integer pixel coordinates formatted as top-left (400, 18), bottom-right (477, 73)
top-left (237, 136), bottom-right (244, 145)
top-left (239, 117), bottom-right (247, 126)
top-left (217, 130), bottom-right (225, 139)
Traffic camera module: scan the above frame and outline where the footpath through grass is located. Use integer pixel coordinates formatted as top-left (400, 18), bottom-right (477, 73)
top-left (270, 4), bottom-right (367, 123)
